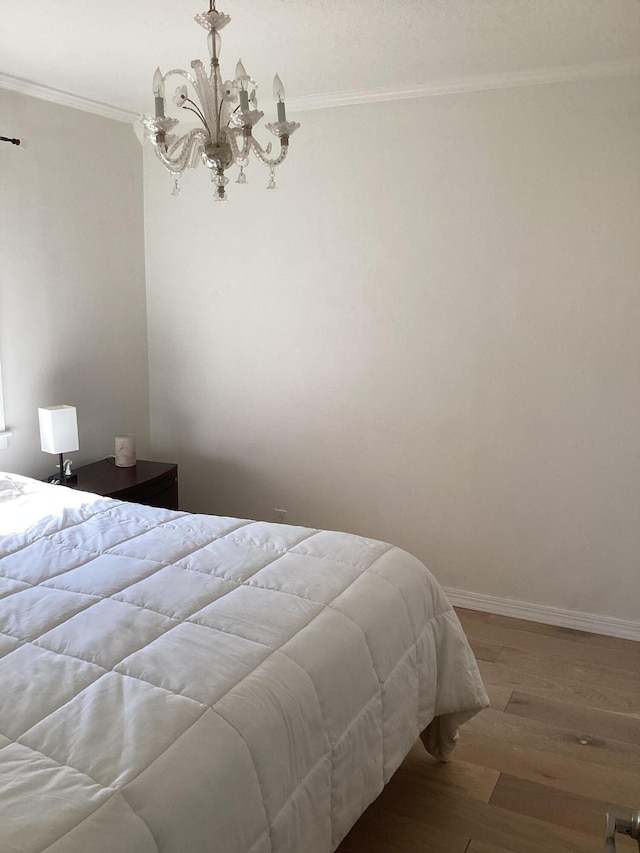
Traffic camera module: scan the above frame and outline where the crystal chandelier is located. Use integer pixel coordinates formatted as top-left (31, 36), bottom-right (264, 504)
top-left (141, 1), bottom-right (300, 201)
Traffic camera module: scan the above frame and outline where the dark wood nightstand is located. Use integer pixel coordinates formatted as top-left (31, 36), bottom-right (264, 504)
top-left (69, 458), bottom-right (179, 510)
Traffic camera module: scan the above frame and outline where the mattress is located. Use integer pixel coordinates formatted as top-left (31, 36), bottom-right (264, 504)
top-left (0, 471), bottom-right (488, 853)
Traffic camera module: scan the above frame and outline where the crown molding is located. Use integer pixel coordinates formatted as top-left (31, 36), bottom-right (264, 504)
top-left (2, 57), bottom-right (639, 123)
top-left (0, 73), bottom-right (138, 123)
top-left (289, 57), bottom-right (640, 113)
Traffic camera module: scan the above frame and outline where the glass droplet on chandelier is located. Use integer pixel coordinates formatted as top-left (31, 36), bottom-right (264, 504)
top-left (266, 170), bottom-right (277, 190)
top-left (212, 169), bottom-right (229, 201)
top-left (212, 171), bottom-right (229, 188)
top-left (171, 173), bottom-right (181, 197)
top-left (236, 166), bottom-right (247, 185)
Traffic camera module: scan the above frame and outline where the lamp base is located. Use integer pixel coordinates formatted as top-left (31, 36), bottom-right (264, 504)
top-left (46, 473), bottom-right (78, 486)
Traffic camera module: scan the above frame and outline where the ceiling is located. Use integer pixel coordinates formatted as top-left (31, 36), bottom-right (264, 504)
top-left (1, 0), bottom-right (640, 118)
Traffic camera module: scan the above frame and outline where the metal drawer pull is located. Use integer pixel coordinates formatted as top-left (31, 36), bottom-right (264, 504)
top-left (605, 808), bottom-right (640, 851)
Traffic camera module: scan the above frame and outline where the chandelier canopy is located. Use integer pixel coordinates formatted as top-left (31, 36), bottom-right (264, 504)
top-left (141, 1), bottom-right (300, 201)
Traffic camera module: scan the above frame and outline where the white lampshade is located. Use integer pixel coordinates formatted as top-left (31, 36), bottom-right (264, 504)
top-left (38, 405), bottom-right (79, 454)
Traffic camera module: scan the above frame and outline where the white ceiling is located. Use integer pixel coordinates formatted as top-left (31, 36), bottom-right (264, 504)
top-left (1, 0), bottom-right (640, 117)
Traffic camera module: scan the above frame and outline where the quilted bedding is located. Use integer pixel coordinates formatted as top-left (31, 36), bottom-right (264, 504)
top-left (0, 472), bottom-right (488, 853)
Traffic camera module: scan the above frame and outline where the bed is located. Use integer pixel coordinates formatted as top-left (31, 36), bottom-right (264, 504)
top-left (0, 471), bottom-right (488, 853)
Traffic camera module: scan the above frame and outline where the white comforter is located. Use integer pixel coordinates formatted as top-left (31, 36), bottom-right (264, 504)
top-left (0, 472), bottom-right (487, 853)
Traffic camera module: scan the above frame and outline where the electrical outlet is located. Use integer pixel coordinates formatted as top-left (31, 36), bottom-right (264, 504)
top-left (273, 508), bottom-right (288, 524)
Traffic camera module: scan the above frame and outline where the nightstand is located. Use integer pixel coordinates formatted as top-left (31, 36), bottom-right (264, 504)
top-left (69, 458), bottom-right (179, 510)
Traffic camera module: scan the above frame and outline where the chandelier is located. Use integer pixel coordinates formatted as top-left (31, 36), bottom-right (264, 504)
top-left (141, 1), bottom-right (300, 201)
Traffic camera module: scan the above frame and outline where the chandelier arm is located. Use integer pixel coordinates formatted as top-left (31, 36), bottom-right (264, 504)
top-left (156, 128), bottom-right (207, 173)
top-left (249, 136), bottom-right (289, 169)
top-left (228, 129), bottom-right (253, 163)
top-left (155, 145), bottom-right (192, 174)
top-left (168, 127), bottom-right (208, 158)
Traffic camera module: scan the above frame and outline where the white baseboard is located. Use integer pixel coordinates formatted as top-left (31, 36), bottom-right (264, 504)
top-left (443, 587), bottom-right (640, 642)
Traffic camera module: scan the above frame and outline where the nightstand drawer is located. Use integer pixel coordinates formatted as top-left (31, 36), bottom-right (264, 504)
top-left (118, 476), bottom-right (179, 510)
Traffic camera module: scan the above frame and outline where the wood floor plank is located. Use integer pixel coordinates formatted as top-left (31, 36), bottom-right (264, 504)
top-left (455, 731), bottom-right (640, 807)
top-left (397, 743), bottom-right (499, 801)
top-left (336, 838), bottom-right (404, 853)
top-left (484, 681), bottom-right (512, 712)
top-left (336, 840), bottom-right (405, 853)
top-left (495, 645), bottom-right (640, 697)
top-left (454, 608), bottom-right (497, 623)
top-left (466, 842), bottom-right (518, 853)
top-left (478, 658), bottom-right (640, 717)
top-left (506, 690), bottom-right (640, 746)
top-left (375, 771), bottom-right (604, 853)
top-left (457, 612), bottom-right (640, 675)
top-left (468, 637), bottom-right (503, 663)
top-left (336, 802), bottom-right (470, 852)
top-left (490, 773), bottom-right (623, 837)
top-left (463, 707), bottom-right (640, 775)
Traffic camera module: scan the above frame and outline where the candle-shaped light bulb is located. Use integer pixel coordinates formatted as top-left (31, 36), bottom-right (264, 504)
top-left (153, 67), bottom-right (165, 98)
top-left (273, 74), bottom-right (285, 102)
top-left (153, 67), bottom-right (165, 117)
top-left (235, 59), bottom-right (249, 89)
top-left (273, 73), bottom-right (286, 122)
top-left (235, 59), bottom-right (250, 110)
top-left (207, 30), bottom-right (221, 60)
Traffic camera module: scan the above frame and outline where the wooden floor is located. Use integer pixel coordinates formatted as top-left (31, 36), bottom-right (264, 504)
top-left (337, 608), bottom-right (640, 853)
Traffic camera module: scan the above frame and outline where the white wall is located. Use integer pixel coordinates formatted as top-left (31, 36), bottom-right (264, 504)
top-left (0, 89), bottom-right (149, 478)
top-left (144, 76), bottom-right (640, 623)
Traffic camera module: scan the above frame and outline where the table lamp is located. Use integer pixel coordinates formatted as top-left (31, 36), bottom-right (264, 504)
top-left (38, 405), bottom-right (79, 485)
